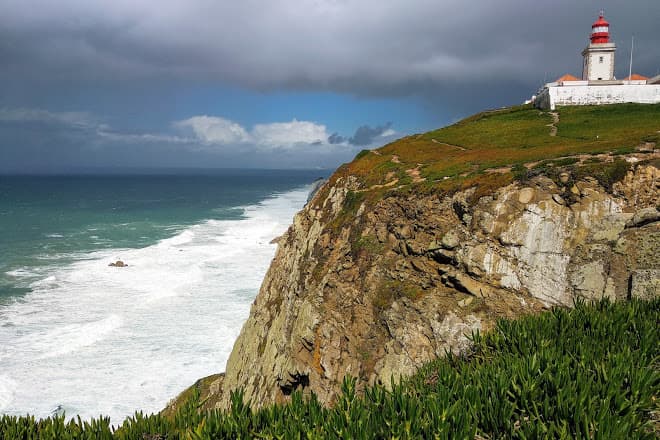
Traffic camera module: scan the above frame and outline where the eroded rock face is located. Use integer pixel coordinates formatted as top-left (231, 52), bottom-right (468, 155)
top-left (179, 163), bottom-right (659, 411)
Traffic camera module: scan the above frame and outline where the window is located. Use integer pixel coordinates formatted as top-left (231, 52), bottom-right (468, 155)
top-left (599, 56), bottom-right (604, 63)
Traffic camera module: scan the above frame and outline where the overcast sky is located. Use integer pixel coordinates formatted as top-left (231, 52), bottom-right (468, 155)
top-left (1, 0), bottom-right (659, 172)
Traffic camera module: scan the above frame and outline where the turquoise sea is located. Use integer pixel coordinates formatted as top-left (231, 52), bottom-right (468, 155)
top-left (0, 169), bottom-right (324, 423)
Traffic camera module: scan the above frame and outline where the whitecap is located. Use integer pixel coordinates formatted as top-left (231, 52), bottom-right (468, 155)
top-left (0, 375), bottom-right (16, 412)
top-left (24, 314), bottom-right (124, 359)
top-left (5, 268), bottom-right (39, 278)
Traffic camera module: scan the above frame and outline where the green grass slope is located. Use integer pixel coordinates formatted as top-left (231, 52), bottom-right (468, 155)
top-left (2, 299), bottom-right (658, 439)
top-left (332, 103), bottom-right (659, 196)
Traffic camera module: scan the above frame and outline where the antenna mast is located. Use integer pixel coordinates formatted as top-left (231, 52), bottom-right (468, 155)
top-left (629, 35), bottom-right (635, 79)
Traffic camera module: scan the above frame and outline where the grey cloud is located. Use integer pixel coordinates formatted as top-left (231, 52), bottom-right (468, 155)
top-left (0, 108), bottom-right (98, 129)
top-left (0, 108), bottom-right (191, 145)
top-left (328, 133), bottom-right (345, 145)
top-left (328, 123), bottom-right (395, 146)
top-left (1, 1), bottom-right (658, 98)
top-left (348, 123), bottom-right (393, 146)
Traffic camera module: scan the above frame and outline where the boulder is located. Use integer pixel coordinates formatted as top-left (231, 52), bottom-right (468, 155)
top-left (518, 187), bottom-right (535, 204)
top-left (626, 207), bottom-right (660, 228)
top-left (269, 235), bottom-right (283, 245)
top-left (440, 230), bottom-right (460, 250)
top-left (552, 194), bottom-right (566, 205)
top-left (109, 260), bottom-right (127, 267)
top-left (629, 270), bottom-right (660, 300)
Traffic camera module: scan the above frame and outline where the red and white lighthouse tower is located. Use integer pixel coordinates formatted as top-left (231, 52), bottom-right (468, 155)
top-left (582, 12), bottom-right (616, 81)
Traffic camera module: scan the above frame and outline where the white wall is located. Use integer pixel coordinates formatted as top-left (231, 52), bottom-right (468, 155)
top-left (586, 52), bottom-right (615, 81)
top-left (536, 85), bottom-right (660, 110)
top-left (581, 43), bottom-right (616, 81)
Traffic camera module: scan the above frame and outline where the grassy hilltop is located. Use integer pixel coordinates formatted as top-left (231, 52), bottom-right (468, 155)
top-left (350, 103), bottom-right (659, 181)
top-left (327, 103), bottom-right (659, 203)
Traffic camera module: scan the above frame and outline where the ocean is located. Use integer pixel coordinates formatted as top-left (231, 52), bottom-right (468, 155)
top-left (0, 169), bottom-right (324, 424)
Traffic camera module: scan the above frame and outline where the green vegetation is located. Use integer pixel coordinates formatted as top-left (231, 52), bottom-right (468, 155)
top-left (336, 103), bottom-right (659, 192)
top-left (325, 190), bottom-right (366, 235)
top-left (511, 163), bottom-right (528, 182)
top-left (572, 159), bottom-right (632, 190)
top-left (514, 156), bottom-right (632, 191)
top-left (373, 279), bottom-right (423, 310)
top-left (342, 190), bottom-right (364, 213)
top-left (3, 299), bottom-right (658, 439)
top-left (352, 234), bottom-right (384, 255)
top-left (354, 149), bottom-right (371, 160)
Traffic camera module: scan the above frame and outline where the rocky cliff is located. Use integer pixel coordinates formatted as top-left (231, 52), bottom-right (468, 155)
top-left (165, 105), bottom-right (659, 413)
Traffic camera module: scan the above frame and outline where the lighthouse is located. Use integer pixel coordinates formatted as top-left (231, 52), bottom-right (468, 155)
top-left (533, 12), bottom-right (660, 110)
top-left (581, 12), bottom-right (616, 81)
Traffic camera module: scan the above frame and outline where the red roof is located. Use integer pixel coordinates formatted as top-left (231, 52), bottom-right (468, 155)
top-left (555, 74), bottom-right (580, 82)
top-left (592, 14), bottom-right (609, 28)
top-left (623, 74), bottom-right (649, 81)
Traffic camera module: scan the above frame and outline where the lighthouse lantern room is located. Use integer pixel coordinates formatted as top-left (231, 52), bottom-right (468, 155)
top-left (581, 12), bottom-right (616, 81)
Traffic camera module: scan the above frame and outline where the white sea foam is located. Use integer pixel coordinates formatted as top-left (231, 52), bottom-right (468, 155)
top-left (0, 375), bottom-right (16, 412)
top-left (5, 268), bottom-right (39, 278)
top-left (31, 314), bottom-right (124, 359)
top-left (0, 186), bottom-right (310, 424)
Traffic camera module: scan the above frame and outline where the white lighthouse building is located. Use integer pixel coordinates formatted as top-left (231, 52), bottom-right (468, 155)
top-left (535, 13), bottom-right (660, 110)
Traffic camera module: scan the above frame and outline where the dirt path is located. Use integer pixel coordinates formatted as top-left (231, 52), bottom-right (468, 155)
top-left (359, 179), bottom-right (400, 192)
top-left (405, 166), bottom-right (426, 183)
top-left (547, 112), bottom-right (559, 137)
top-left (485, 167), bottom-right (512, 174)
top-left (430, 139), bottom-right (467, 151)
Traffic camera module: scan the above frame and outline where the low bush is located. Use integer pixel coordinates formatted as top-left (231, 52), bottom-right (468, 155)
top-left (354, 150), bottom-right (371, 161)
top-left (573, 159), bottom-right (631, 190)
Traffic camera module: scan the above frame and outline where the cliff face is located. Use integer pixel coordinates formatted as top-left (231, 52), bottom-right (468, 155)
top-left (177, 153), bottom-right (658, 412)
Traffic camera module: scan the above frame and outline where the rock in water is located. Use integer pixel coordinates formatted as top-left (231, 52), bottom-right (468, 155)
top-left (108, 260), bottom-right (127, 267)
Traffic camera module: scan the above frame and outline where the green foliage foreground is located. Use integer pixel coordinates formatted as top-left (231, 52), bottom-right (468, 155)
top-left (2, 299), bottom-right (658, 439)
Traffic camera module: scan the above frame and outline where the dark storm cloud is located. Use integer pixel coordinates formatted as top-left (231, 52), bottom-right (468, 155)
top-left (1, 0), bottom-right (658, 97)
top-left (348, 123), bottom-right (393, 146)
top-left (328, 122), bottom-right (394, 146)
top-left (328, 133), bottom-right (345, 145)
